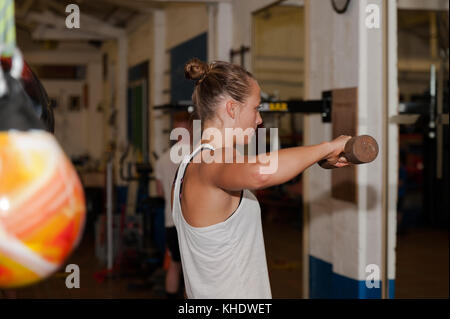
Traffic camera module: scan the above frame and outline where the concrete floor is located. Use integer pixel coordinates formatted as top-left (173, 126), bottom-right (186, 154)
top-left (395, 227), bottom-right (449, 298)
top-left (1, 207), bottom-right (447, 299)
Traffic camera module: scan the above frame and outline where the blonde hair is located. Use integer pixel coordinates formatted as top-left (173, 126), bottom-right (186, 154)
top-left (184, 58), bottom-right (254, 122)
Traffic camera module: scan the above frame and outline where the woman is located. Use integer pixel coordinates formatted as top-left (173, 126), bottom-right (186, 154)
top-left (171, 58), bottom-right (351, 299)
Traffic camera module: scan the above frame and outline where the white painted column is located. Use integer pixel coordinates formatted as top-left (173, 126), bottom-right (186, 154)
top-left (304, 0), bottom-right (357, 298)
top-left (357, 0), bottom-right (384, 298)
top-left (385, 0), bottom-right (398, 299)
top-left (216, 2), bottom-right (233, 62)
top-left (207, 2), bottom-right (232, 62)
top-left (207, 4), bottom-right (216, 62)
top-left (304, 0), bottom-right (394, 298)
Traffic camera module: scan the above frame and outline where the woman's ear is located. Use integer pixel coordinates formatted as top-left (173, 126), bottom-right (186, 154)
top-left (225, 99), bottom-right (237, 120)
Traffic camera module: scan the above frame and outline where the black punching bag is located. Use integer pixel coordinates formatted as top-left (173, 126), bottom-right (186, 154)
top-left (1, 57), bottom-right (54, 133)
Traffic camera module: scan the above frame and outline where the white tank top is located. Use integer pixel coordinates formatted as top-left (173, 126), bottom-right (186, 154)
top-left (172, 143), bottom-right (272, 299)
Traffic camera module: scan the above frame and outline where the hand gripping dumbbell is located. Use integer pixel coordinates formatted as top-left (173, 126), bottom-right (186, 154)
top-left (318, 135), bottom-right (379, 169)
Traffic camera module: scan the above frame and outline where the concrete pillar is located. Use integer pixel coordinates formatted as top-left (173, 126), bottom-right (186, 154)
top-left (385, 0), bottom-right (399, 300)
top-left (207, 4), bottom-right (216, 62)
top-left (303, 0), bottom-right (397, 298)
top-left (216, 3), bottom-right (233, 61)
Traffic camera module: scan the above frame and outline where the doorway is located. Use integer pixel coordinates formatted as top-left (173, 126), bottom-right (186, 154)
top-left (127, 61), bottom-right (149, 163)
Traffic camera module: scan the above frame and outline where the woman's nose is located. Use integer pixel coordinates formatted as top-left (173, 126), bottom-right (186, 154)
top-left (256, 112), bottom-right (263, 126)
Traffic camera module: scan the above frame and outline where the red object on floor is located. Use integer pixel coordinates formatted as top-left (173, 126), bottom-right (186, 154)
top-left (163, 249), bottom-right (171, 271)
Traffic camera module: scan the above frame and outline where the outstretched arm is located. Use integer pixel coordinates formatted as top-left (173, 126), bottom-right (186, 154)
top-left (202, 135), bottom-right (352, 191)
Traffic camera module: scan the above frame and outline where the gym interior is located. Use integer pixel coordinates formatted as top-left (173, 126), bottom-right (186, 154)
top-left (0, 0), bottom-right (448, 299)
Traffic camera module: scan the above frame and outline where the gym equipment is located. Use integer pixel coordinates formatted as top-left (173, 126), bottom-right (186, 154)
top-left (94, 141), bottom-right (165, 288)
top-left (230, 45), bottom-right (250, 67)
top-left (0, 48), bottom-right (86, 288)
top-left (154, 91), bottom-right (333, 122)
top-left (119, 146), bottom-right (164, 249)
top-left (318, 135), bottom-right (379, 169)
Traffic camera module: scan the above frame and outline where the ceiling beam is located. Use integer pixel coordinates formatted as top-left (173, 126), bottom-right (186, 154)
top-left (27, 10), bottom-right (125, 38)
top-left (279, 0), bottom-right (304, 6)
top-left (126, 13), bottom-right (153, 33)
top-left (96, 0), bottom-right (160, 12)
top-left (36, 0), bottom-right (126, 36)
top-left (132, 0), bottom-right (231, 3)
top-left (24, 49), bottom-right (102, 64)
top-left (16, 0), bottom-right (35, 18)
top-left (27, 11), bottom-right (66, 28)
top-left (80, 10), bottom-right (126, 37)
top-left (32, 25), bottom-right (112, 40)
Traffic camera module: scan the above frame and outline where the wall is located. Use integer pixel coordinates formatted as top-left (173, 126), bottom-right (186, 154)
top-left (253, 5), bottom-right (304, 100)
top-left (24, 46), bottom-right (103, 161)
top-left (44, 66), bottom-right (102, 160)
top-left (153, 3), bottom-right (209, 157)
top-left (43, 80), bottom-right (86, 157)
top-left (128, 18), bottom-right (153, 68)
top-left (232, 0), bottom-right (281, 69)
top-left (165, 3), bottom-right (208, 51)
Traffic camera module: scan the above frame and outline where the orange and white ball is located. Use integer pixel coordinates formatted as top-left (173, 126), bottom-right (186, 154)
top-left (0, 130), bottom-right (86, 288)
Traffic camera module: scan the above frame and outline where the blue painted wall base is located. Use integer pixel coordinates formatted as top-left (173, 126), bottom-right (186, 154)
top-left (309, 255), bottom-right (395, 299)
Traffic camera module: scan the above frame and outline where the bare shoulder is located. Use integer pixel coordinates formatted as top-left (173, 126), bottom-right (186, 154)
top-left (197, 147), bottom-right (235, 180)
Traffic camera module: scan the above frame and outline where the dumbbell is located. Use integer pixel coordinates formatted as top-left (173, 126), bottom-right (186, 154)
top-left (318, 135), bottom-right (379, 169)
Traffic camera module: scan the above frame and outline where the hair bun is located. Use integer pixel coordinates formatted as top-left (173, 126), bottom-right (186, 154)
top-left (184, 58), bottom-right (209, 81)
